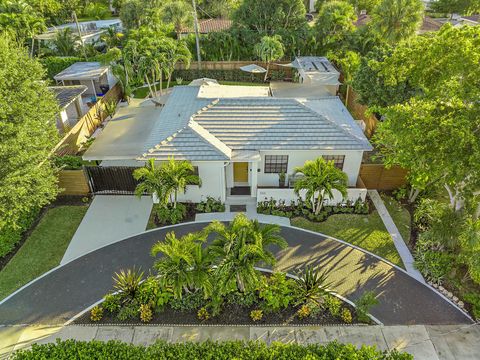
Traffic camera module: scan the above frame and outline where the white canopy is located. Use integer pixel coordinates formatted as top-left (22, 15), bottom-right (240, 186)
top-left (239, 64), bottom-right (267, 73)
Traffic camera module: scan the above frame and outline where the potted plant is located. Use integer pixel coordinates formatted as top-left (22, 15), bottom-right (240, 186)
top-left (279, 171), bottom-right (286, 188)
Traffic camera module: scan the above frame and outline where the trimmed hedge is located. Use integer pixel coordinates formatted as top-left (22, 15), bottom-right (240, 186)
top-left (0, 208), bottom-right (39, 258)
top-left (172, 69), bottom-right (286, 83)
top-left (13, 340), bottom-right (412, 359)
top-left (40, 56), bottom-right (85, 80)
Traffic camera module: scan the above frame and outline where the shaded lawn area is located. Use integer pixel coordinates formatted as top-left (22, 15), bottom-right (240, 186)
top-left (381, 194), bottom-right (411, 243)
top-left (291, 211), bottom-right (404, 267)
top-left (0, 206), bottom-right (88, 300)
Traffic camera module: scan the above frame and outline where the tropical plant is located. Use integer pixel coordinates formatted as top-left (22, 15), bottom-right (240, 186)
top-left (258, 272), bottom-right (295, 312)
top-left (133, 159), bottom-right (164, 200)
top-left (294, 158), bottom-right (348, 215)
top-left (83, 2), bottom-right (110, 20)
top-left (293, 266), bottom-right (331, 306)
top-left (341, 307), bottom-right (353, 323)
top-left (0, 0), bottom-right (46, 44)
top-left (139, 304), bottom-right (153, 322)
top-left (254, 35), bottom-right (284, 82)
top-left (90, 306), bottom-right (103, 321)
top-left (197, 307), bottom-right (210, 320)
top-left (324, 295), bottom-right (341, 316)
top-left (195, 197), bottom-right (225, 213)
top-left (297, 304), bottom-right (311, 319)
top-left (160, 157), bottom-right (201, 208)
top-left (355, 291), bottom-right (378, 323)
top-left (151, 231), bottom-right (213, 299)
top-left (104, 100), bottom-right (117, 120)
top-left (52, 28), bottom-right (80, 56)
top-left (103, 293), bottom-right (122, 313)
top-left (250, 309), bottom-right (263, 321)
top-left (206, 214), bottom-right (287, 294)
top-left (154, 203), bottom-right (187, 225)
top-left (161, 1), bottom-right (193, 39)
top-left (112, 267), bottom-right (144, 301)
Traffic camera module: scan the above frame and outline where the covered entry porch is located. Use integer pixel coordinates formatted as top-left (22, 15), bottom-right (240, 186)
top-left (225, 151), bottom-right (260, 198)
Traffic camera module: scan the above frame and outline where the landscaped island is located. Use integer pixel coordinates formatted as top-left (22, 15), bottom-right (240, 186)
top-left (78, 214), bottom-right (378, 326)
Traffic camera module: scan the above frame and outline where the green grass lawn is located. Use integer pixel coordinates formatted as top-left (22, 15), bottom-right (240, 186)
top-left (0, 205), bottom-right (88, 300)
top-left (291, 211), bottom-right (404, 267)
top-left (381, 194), bottom-right (411, 244)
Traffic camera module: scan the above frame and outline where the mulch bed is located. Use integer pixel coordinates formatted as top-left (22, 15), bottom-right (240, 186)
top-left (0, 196), bottom-right (90, 271)
top-left (74, 302), bottom-right (361, 326)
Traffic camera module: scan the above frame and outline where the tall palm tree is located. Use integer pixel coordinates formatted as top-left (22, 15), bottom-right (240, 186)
top-left (254, 35), bottom-right (285, 81)
top-left (160, 157), bottom-right (201, 208)
top-left (294, 157), bottom-right (348, 215)
top-left (205, 214), bottom-right (287, 294)
top-left (161, 1), bottom-right (194, 39)
top-left (151, 231), bottom-right (212, 298)
top-left (163, 40), bottom-right (191, 90)
top-left (53, 28), bottom-right (80, 56)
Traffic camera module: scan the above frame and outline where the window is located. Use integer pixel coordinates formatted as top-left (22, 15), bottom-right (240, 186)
top-left (264, 155), bottom-right (288, 173)
top-left (322, 155), bottom-right (345, 170)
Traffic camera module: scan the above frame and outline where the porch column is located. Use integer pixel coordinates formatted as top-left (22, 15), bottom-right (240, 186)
top-left (250, 162), bottom-right (258, 198)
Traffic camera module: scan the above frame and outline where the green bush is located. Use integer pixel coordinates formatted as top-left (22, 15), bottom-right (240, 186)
top-left (414, 249), bottom-right (454, 284)
top-left (40, 56), bottom-right (84, 80)
top-left (103, 293), bottom-right (122, 313)
top-left (52, 155), bottom-right (84, 170)
top-left (324, 295), bottom-right (342, 317)
top-left (355, 291), bottom-right (379, 323)
top-left (258, 272), bottom-right (295, 312)
top-left (464, 293), bottom-right (480, 320)
top-left (225, 291), bottom-right (258, 307)
top-left (170, 291), bottom-right (206, 311)
top-left (135, 276), bottom-right (172, 310)
top-left (154, 203), bottom-right (187, 225)
top-left (196, 196), bottom-right (225, 213)
top-left (12, 339), bottom-right (413, 359)
top-left (0, 208), bottom-right (39, 258)
top-left (172, 69), bottom-right (286, 83)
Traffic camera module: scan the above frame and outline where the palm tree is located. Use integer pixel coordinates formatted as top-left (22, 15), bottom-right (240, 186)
top-left (294, 157), bottom-right (348, 215)
top-left (160, 157), bottom-right (201, 208)
top-left (53, 28), bottom-right (80, 56)
top-left (151, 231), bottom-right (212, 298)
top-left (205, 214), bottom-right (287, 294)
top-left (133, 159), bottom-right (167, 204)
top-left (161, 1), bottom-right (194, 39)
top-left (254, 35), bottom-right (285, 82)
top-left (163, 40), bottom-right (191, 90)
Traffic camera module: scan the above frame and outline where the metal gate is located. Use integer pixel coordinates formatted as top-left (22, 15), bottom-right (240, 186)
top-left (84, 166), bottom-right (140, 194)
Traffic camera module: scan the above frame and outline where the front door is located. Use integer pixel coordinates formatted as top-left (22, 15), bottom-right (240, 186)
top-left (233, 162), bottom-right (249, 183)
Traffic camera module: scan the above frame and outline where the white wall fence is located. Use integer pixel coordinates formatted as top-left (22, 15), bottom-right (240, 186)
top-left (256, 188), bottom-right (367, 206)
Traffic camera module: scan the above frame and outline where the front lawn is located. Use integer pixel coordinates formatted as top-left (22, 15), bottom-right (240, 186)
top-left (381, 195), bottom-right (411, 243)
top-left (0, 205), bottom-right (88, 300)
top-left (291, 211), bottom-right (404, 267)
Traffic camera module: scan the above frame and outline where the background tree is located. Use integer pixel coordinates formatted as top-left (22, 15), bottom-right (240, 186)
top-left (233, 0), bottom-right (307, 34)
top-left (254, 35), bottom-right (284, 81)
top-left (348, 0), bottom-right (380, 13)
top-left (314, 1), bottom-right (356, 53)
top-left (371, 0), bottom-right (423, 43)
top-left (0, 36), bottom-right (59, 236)
top-left (431, 0), bottom-right (480, 15)
top-left (161, 0), bottom-right (193, 39)
top-left (51, 28), bottom-right (79, 56)
top-left (294, 158), bottom-right (348, 214)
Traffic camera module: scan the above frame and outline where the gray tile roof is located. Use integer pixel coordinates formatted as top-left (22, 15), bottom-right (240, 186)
top-left (49, 85), bottom-right (87, 109)
top-left (139, 85), bottom-right (372, 162)
top-left (54, 62), bottom-right (109, 81)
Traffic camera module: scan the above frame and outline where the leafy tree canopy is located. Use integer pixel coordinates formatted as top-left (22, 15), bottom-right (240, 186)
top-left (0, 36), bottom-right (59, 231)
top-left (233, 0), bottom-right (307, 34)
top-left (431, 0), bottom-right (480, 15)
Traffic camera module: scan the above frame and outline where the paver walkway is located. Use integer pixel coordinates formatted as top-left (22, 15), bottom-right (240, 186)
top-left (0, 223), bottom-right (471, 326)
top-left (368, 190), bottom-right (425, 282)
top-left (195, 212), bottom-right (290, 226)
top-left (2, 324), bottom-right (480, 360)
top-left (61, 195), bottom-right (152, 264)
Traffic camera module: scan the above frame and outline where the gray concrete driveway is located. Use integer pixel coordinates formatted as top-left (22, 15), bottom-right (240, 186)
top-left (0, 223), bottom-right (472, 326)
top-left (61, 195), bottom-right (152, 264)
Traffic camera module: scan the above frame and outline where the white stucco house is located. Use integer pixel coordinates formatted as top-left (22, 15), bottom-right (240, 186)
top-left (49, 85), bottom-right (88, 134)
top-left (83, 80), bottom-right (372, 205)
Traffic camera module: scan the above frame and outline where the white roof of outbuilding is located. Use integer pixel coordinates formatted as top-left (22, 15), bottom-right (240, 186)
top-left (54, 62), bottom-right (109, 81)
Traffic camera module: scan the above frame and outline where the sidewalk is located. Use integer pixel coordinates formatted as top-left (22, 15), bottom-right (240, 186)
top-left (368, 190), bottom-right (424, 282)
top-left (2, 324), bottom-right (479, 359)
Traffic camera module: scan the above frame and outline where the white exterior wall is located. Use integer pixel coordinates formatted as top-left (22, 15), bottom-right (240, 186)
top-left (256, 188), bottom-right (367, 205)
top-left (257, 150), bottom-right (363, 187)
top-left (176, 162), bottom-right (226, 203)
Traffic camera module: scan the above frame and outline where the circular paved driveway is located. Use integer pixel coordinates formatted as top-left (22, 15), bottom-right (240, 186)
top-left (0, 223), bottom-right (472, 325)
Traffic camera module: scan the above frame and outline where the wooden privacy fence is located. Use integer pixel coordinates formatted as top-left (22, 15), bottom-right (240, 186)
top-left (58, 170), bottom-right (90, 195)
top-left (359, 164), bottom-right (408, 190)
top-left (84, 166), bottom-right (139, 194)
top-left (52, 83), bottom-right (123, 156)
top-left (175, 61), bottom-right (292, 73)
top-left (346, 86), bottom-right (378, 138)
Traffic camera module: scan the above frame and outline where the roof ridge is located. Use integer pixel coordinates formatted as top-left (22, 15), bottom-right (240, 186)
top-left (294, 98), bottom-right (369, 147)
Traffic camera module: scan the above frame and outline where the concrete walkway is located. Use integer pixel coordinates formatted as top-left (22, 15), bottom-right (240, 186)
top-left (61, 195), bottom-right (152, 264)
top-left (195, 212), bottom-right (290, 226)
top-left (0, 223), bottom-right (470, 326)
top-left (368, 190), bottom-right (424, 282)
top-left (2, 324), bottom-right (480, 359)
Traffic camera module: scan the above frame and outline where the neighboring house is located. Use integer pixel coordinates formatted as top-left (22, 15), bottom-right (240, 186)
top-left (49, 85), bottom-right (88, 134)
top-left (353, 12), bottom-right (444, 34)
top-left (179, 18), bottom-right (232, 38)
top-left (434, 14), bottom-right (479, 27)
top-left (54, 62), bottom-right (117, 102)
top-left (288, 56), bottom-right (341, 96)
top-left (83, 80), bottom-right (372, 205)
top-left (36, 19), bottom-right (122, 46)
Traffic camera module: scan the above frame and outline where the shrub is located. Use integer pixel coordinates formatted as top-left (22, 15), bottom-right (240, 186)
top-left (414, 249), bottom-right (453, 285)
top-left (103, 294), bottom-right (121, 313)
top-left (250, 309), bottom-right (263, 321)
top-left (170, 292), bottom-right (205, 311)
top-left (196, 197), bottom-right (225, 213)
top-left (39, 56), bottom-right (84, 80)
top-left (52, 155), bottom-right (85, 170)
top-left (139, 304), bottom-right (153, 323)
top-left (464, 293), bottom-right (480, 320)
top-left (117, 302), bottom-right (138, 321)
top-left (0, 208), bottom-right (39, 258)
top-left (324, 295), bottom-right (342, 317)
top-left (90, 306), bottom-right (103, 322)
top-left (341, 308), bottom-right (353, 323)
top-left (135, 277), bottom-right (172, 310)
top-left (293, 266), bottom-right (331, 306)
top-left (155, 203), bottom-right (187, 225)
top-left (113, 267), bottom-right (144, 301)
top-left (355, 291), bottom-right (378, 323)
top-left (258, 272), bottom-right (295, 312)
top-left (83, 2), bottom-right (110, 20)
top-left (197, 307), bottom-right (210, 320)
top-left (225, 291), bottom-right (258, 307)
top-left (297, 304), bottom-right (311, 319)
top-left (11, 339), bottom-right (413, 359)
